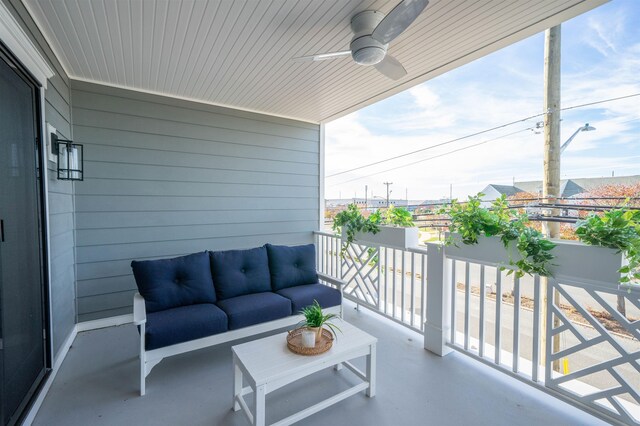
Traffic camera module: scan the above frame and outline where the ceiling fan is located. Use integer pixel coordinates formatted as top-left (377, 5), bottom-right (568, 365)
top-left (294, 0), bottom-right (429, 80)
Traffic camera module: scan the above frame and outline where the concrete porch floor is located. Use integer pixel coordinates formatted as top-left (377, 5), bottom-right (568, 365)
top-left (33, 302), bottom-right (607, 426)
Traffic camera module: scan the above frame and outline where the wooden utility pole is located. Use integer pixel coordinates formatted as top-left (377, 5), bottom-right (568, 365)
top-left (543, 25), bottom-right (561, 236)
top-left (542, 25), bottom-right (562, 372)
top-left (365, 185), bottom-right (368, 210)
top-left (383, 182), bottom-right (393, 207)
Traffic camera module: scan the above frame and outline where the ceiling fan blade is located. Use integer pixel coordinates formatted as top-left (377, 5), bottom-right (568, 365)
top-left (293, 50), bottom-right (351, 62)
top-left (371, 0), bottom-right (429, 44)
top-left (374, 54), bottom-right (407, 80)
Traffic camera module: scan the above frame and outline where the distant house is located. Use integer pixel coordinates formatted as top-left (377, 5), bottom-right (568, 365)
top-left (481, 184), bottom-right (524, 205)
top-left (480, 175), bottom-right (640, 204)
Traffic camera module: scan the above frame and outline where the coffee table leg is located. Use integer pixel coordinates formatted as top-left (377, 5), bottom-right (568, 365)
top-left (254, 384), bottom-right (266, 426)
top-left (233, 362), bottom-right (242, 411)
top-left (366, 343), bottom-right (376, 397)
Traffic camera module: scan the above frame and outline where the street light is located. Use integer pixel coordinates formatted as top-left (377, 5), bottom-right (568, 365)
top-left (560, 123), bottom-right (596, 153)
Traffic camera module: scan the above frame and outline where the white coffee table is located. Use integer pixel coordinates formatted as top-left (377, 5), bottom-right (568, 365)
top-left (231, 320), bottom-right (377, 426)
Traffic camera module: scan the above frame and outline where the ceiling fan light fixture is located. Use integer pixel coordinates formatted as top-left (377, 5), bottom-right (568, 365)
top-left (352, 46), bottom-right (386, 65)
top-left (350, 34), bottom-right (387, 65)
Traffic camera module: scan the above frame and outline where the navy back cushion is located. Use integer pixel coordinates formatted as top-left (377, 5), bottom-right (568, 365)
top-left (209, 246), bottom-right (272, 300)
top-left (266, 243), bottom-right (318, 291)
top-left (131, 252), bottom-right (216, 313)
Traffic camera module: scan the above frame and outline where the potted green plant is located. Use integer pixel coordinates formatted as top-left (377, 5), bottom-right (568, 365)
top-left (575, 206), bottom-right (640, 286)
top-left (298, 300), bottom-right (341, 345)
top-left (333, 204), bottom-right (380, 256)
top-left (440, 193), bottom-right (556, 278)
top-left (333, 203), bottom-right (418, 253)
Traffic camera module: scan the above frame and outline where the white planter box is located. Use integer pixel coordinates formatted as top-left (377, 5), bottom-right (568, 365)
top-left (344, 225), bottom-right (419, 250)
top-left (445, 233), bottom-right (624, 287)
top-left (550, 240), bottom-right (623, 287)
top-left (444, 234), bottom-right (518, 267)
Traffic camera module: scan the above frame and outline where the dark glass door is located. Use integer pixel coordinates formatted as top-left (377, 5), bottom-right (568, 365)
top-left (0, 45), bottom-right (47, 426)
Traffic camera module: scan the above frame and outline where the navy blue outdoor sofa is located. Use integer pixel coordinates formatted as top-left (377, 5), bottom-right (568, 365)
top-left (131, 243), bottom-right (344, 395)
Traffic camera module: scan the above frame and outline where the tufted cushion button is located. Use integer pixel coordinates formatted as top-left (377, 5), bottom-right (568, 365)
top-left (293, 263), bottom-right (298, 268)
top-left (241, 268), bottom-right (245, 273)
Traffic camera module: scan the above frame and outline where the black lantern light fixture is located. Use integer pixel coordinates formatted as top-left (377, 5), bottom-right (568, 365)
top-left (52, 133), bottom-right (83, 181)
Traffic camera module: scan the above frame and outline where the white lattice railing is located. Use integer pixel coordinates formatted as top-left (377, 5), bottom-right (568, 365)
top-left (444, 256), bottom-right (545, 381)
top-left (441, 238), bottom-right (640, 425)
top-left (314, 231), bottom-right (427, 333)
top-left (315, 230), bottom-right (640, 425)
top-left (545, 279), bottom-right (640, 425)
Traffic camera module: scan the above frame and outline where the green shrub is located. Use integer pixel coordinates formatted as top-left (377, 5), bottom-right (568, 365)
top-left (576, 207), bottom-right (640, 284)
top-left (439, 193), bottom-right (556, 278)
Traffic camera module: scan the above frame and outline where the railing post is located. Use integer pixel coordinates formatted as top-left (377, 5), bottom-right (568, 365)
top-left (424, 243), bottom-right (452, 356)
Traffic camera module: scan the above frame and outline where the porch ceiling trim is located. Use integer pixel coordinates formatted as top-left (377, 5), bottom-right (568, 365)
top-left (0, 0), bottom-right (53, 87)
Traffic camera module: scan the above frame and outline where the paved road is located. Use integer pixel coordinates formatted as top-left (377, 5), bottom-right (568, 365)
top-left (453, 288), bottom-right (639, 402)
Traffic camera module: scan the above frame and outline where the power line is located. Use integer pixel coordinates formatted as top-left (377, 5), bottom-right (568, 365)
top-left (327, 92), bottom-right (640, 179)
top-left (331, 128), bottom-right (531, 186)
top-left (326, 113), bottom-right (542, 178)
top-left (562, 92), bottom-right (640, 112)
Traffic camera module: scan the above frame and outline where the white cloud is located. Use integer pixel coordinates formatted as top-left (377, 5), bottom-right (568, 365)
top-left (583, 7), bottom-right (626, 57)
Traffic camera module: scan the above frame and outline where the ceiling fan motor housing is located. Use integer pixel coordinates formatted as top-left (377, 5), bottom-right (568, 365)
top-left (350, 10), bottom-right (388, 66)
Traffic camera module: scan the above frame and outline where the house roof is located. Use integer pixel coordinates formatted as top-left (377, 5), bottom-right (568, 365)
top-left (484, 184), bottom-right (523, 197)
top-left (513, 180), bottom-right (588, 197)
top-left (22, 0), bottom-right (606, 123)
top-left (485, 175), bottom-right (640, 198)
top-left (559, 180), bottom-right (585, 198)
top-left (563, 175), bottom-right (640, 192)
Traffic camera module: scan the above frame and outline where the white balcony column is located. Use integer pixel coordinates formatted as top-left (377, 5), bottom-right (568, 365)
top-left (424, 243), bottom-right (452, 356)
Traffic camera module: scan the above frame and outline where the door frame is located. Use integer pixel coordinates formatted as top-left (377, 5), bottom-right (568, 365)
top-left (0, 3), bottom-right (56, 424)
top-left (0, 39), bottom-right (52, 425)
top-left (0, 0), bottom-right (54, 367)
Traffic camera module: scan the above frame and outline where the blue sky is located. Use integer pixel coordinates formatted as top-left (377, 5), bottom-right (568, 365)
top-left (325, 0), bottom-right (640, 201)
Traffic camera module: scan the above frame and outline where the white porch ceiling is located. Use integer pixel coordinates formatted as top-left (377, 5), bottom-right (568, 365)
top-left (23, 0), bottom-right (606, 123)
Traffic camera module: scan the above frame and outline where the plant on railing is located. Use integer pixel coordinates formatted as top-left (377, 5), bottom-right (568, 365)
top-left (366, 206), bottom-right (413, 265)
top-left (439, 193), bottom-right (556, 278)
top-left (441, 192), bottom-right (504, 245)
top-left (333, 203), bottom-right (381, 256)
top-left (332, 203), bottom-right (415, 256)
top-left (575, 206), bottom-right (640, 285)
top-left (383, 204), bottom-right (415, 227)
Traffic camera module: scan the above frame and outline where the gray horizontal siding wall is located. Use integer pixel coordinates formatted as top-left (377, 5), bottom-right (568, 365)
top-left (70, 81), bottom-right (320, 321)
top-left (4, 0), bottom-right (76, 361)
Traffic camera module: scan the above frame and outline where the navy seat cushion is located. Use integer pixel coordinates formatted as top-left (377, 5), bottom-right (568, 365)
top-left (215, 292), bottom-right (292, 330)
top-left (265, 244), bottom-right (318, 291)
top-left (209, 246), bottom-right (272, 300)
top-left (131, 252), bottom-right (216, 313)
top-left (276, 284), bottom-right (342, 313)
top-left (144, 304), bottom-right (228, 350)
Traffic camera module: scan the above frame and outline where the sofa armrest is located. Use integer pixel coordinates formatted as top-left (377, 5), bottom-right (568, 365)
top-left (133, 292), bottom-right (147, 325)
top-left (317, 272), bottom-right (346, 289)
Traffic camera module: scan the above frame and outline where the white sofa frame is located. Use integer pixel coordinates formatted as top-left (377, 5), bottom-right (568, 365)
top-left (133, 272), bottom-right (345, 395)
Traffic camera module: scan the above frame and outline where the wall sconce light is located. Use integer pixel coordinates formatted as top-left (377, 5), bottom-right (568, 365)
top-left (52, 133), bottom-right (83, 181)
